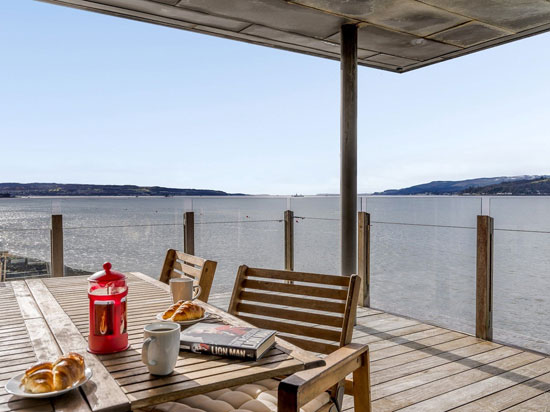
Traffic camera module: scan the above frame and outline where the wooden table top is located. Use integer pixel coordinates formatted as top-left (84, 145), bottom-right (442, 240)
top-left (0, 273), bottom-right (323, 412)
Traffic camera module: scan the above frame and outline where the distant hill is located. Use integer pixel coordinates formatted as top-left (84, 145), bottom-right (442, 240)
top-left (0, 183), bottom-right (245, 197)
top-left (374, 175), bottom-right (549, 195)
top-left (462, 177), bottom-right (550, 195)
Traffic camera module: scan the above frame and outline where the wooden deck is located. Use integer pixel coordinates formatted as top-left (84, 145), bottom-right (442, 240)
top-left (209, 292), bottom-right (550, 411)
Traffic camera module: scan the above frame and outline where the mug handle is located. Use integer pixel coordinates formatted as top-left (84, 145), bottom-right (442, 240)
top-left (142, 336), bottom-right (157, 366)
top-left (192, 285), bottom-right (202, 300)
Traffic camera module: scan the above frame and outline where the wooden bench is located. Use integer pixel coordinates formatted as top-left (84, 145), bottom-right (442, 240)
top-left (228, 266), bottom-right (371, 411)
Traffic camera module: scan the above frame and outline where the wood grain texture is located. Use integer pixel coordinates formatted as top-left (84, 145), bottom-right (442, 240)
top-left (357, 211), bottom-right (370, 307)
top-left (353, 349), bottom-right (372, 412)
top-left (228, 265), bottom-right (248, 315)
top-left (157, 249), bottom-right (217, 302)
top-left (6, 266), bottom-right (550, 412)
top-left (27, 279), bottom-right (130, 412)
top-left (279, 344), bottom-right (369, 410)
top-left (24, 318), bottom-right (91, 412)
top-left (50, 214), bottom-right (64, 277)
top-left (38, 273), bottom-right (320, 411)
top-left (11, 281), bottom-right (42, 320)
top-left (213, 292), bottom-right (550, 412)
top-left (0, 282), bottom-right (43, 411)
top-left (341, 274), bottom-right (360, 347)
top-left (503, 392), bottom-right (550, 411)
top-left (476, 215), bottom-right (494, 340)
top-left (158, 249), bottom-right (177, 284)
top-left (236, 303), bottom-right (344, 327)
top-left (229, 267), bottom-right (359, 354)
top-left (239, 290), bottom-right (346, 313)
top-left (247, 267), bottom-right (350, 287)
top-left (183, 211), bottom-right (194, 256)
top-left (242, 279), bottom-right (348, 300)
top-left (228, 267), bottom-right (367, 410)
top-left (284, 210), bottom-right (294, 272)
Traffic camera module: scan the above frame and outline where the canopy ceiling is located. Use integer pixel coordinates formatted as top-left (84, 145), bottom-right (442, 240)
top-left (41, 0), bottom-right (550, 72)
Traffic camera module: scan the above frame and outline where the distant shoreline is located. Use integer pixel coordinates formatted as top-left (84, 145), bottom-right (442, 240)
top-left (0, 183), bottom-right (246, 198)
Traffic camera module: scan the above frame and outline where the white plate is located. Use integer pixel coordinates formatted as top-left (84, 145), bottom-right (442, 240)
top-left (156, 312), bottom-right (210, 325)
top-left (5, 367), bottom-right (93, 399)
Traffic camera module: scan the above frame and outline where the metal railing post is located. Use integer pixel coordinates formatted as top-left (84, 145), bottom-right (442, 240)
top-left (284, 210), bottom-right (294, 271)
top-left (358, 211), bottom-right (371, 307)
top-left (50, 214), bottom-right (64, 277)
top-left (476, 215), bottom-right (494, 340)
top-left (184, 211), bottom-right (195, 255)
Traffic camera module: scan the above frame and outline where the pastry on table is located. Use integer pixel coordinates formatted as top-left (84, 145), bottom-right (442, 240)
top-left (52, 353), bottom-right (85, 391)
top-left (161, 300), bottom-right (185, 320)
top-left (172, 301), bottom-right (205, 321)
top-left (21, 353), bottom-right (85, 393)
top-left (21, 362), bottom-right (55, 394)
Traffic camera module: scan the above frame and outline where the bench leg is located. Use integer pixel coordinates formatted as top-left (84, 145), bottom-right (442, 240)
top-left (352, 350), bottom-right (371, 412)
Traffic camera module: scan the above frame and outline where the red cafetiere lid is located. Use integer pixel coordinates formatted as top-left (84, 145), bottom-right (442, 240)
top-left (88, 262), bottom-right (126, 283)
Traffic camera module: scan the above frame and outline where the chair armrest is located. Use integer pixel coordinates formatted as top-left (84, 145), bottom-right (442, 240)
top-left (278, 343), bottom-right (370, 412)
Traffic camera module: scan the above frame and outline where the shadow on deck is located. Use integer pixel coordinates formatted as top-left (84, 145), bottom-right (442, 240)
top-left (209, 292), bottom-right (550, 411)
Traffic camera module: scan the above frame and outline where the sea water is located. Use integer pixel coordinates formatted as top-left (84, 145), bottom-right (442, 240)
top-left (1, 195), bottom-right (550, 354)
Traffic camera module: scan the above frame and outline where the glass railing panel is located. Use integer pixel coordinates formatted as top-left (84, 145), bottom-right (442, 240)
top-left (491, 197), bottom-right (550, 353)
top-left (290, 196), bottom-right (342, 275)
top-left (192, 197), bottom-right (288, 222)
top-left (365, 196), bottom-right (482, 227)
top-left (195, 215), bottom-right (284, 297)
top-left (192, 197), bottom-right (287, 298)
top-left (290, 196), bottom-right (340, 219)
top-left (293, 216), bottom-right (339, 275)
top-left (55, 197), bottom-right (184, 277)
top-left (366, 196), bottom-right (481, 335)
top-left (52, 197), bottom-right (184, 230)
top-left (64, 224), bottom-right (182, 277)
top-left (0, 198), bottom-right (52, 279)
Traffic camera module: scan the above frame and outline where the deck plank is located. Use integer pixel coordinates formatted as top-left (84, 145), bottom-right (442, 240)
top-left (452, 370), bottom-right (550, 411)
top-left (502, 391), bottom-right (550, 411)
top-left (371, 346), bottom-right (521, 401)
top-left (209, 291), bottom-right (550, 412)
top-left (3, 284), bottom-right (550, 412)
top-left (397, 357), bottom-right (550, 411)
top-left (373, 351), bottom-right (542, 411)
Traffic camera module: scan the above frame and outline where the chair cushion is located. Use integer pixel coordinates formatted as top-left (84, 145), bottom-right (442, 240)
top-left (148, 379), bottom-right (331, 412)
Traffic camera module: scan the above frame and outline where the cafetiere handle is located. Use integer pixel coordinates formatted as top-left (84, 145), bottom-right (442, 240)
top-left (142, 336), bottom-right (157, 366)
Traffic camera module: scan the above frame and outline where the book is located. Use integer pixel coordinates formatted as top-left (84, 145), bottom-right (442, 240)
top-left (179, 323), bottom-right (276, 360)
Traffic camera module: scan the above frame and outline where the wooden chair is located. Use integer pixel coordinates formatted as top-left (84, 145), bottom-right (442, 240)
top-left (159, 249), bottom-right (217, 303)
top-left (228, 266), bottom-right (371, 412)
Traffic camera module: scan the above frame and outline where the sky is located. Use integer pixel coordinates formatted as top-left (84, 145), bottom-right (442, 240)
top-left (1, 1), bottom-right (549, 195)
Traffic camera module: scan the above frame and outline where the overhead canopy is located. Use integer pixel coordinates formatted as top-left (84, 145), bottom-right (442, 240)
top-left (41, 0), bottom-right (550, 72)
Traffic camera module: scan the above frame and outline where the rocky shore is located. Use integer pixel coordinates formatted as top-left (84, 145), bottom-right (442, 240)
top-left (1, 253), bottom-right (92, 280)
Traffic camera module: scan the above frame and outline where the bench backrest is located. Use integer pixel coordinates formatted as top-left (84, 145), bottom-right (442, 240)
top-left (228, 266), bottom-right (359, 354)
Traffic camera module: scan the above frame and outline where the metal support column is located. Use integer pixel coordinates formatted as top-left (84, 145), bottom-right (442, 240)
top-left (340, 24), bottom-right (358, 276)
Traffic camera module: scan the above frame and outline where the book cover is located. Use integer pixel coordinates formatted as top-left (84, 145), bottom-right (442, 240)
top-left (179, 323), bottom-right (276, 360)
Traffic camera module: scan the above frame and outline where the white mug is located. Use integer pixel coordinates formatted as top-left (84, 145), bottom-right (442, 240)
top-left (142, 322), bottom-right (180, 375)
top-left (170, 277), bottom-right (202, 303)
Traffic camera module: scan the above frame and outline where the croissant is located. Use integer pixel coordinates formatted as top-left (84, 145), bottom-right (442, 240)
top-left (161, 300), bottom-right (185, 320)
top-left (52, 353), bottom-right (85, 391)
top-left (171, 302), bottom-right (204, 321)
top-left (21, 362), bottom-right (54, 394)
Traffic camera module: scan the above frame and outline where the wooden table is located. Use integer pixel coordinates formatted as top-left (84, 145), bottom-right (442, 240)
top-left (0, 273), bottom-right (323, 412)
